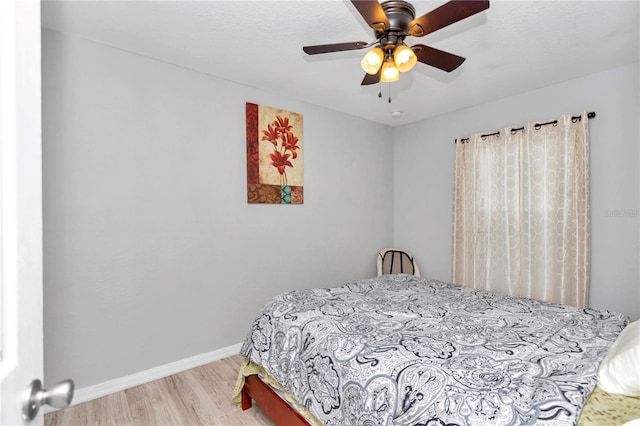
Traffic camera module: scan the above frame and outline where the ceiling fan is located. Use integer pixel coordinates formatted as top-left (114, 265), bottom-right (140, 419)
top-left (303, 0), bottom-right (490, 85)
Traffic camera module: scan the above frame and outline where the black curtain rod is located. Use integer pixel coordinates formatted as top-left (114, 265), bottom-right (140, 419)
top-left (456, 111), bottom-right (596, 144)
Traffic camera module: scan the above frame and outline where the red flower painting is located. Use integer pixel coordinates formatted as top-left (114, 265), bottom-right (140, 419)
top-left (261, 115), bottom-right (300, 185)
top-left (246, 102), bottom-right (303, 204)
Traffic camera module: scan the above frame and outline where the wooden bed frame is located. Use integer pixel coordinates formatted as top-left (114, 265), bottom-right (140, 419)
top-left (241, 374), bottom-right (311, 426)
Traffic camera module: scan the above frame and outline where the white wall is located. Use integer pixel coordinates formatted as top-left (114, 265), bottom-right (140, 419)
top-left (394, 62), bottom-right (640, 320)
top-left (42, 30), bottom-right (394, 388)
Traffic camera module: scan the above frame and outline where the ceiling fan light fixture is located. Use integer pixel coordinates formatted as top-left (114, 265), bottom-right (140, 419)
top-left (361, 47), bottom-right (384, 75)
top-left (394, 45), bottom-right (417, 72)
top-left (302, 0), bottom-right (490, 88)
top-left (380, 59), bottom-right (400, 82)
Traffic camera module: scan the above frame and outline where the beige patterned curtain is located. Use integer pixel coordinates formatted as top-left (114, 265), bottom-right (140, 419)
top-left (452, 112), bottom-right (590, 307)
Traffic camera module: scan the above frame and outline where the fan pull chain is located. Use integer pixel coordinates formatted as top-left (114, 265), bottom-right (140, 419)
top-left (388, 82), bottom-right (392, 103)
top-left (378, 80), bottom-right (382, 98)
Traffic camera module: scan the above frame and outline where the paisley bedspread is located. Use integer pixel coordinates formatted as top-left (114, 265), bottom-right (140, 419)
top-left (240, 275), bottom-right (628, 426)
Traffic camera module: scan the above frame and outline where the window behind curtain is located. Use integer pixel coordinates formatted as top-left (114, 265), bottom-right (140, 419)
top-left (452, 112), bottom-right (590, 307)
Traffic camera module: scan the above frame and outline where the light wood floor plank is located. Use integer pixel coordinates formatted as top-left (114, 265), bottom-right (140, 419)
top-left (169, 368), bottom-right (222, 424)
top-left (126, 377), bottom-right (200, 425)
top-left (45, 390), bottom-right (134, 426)
top-left (44, 354), bottom-right (272, 426)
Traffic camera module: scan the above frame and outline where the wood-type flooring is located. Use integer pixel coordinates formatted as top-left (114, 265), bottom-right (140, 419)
top-left (45, 354), bottom-right (272, 425)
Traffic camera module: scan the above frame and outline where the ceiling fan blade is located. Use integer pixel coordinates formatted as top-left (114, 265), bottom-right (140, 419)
top-left (351, 1), bottom-right (390, 32)
top-left (361, 68), bottom-right (381, 85)
top-left (412, 44), bottom-right (466, 72)
top-left (407, 0), bottom-right (489, 37)
top-left (303, 41), bottom-right (369, 55)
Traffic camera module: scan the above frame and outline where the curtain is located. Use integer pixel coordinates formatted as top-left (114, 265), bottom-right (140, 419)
top-left (452, 112), bottom-right (590, 307)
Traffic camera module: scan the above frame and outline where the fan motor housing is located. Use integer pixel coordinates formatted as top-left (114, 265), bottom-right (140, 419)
top-left (376, 0), bottom-right (416, 49)
top-left (380, 1), bottom-right (416, 31)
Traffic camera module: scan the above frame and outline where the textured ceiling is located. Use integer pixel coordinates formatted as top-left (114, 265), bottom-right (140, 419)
top-left (41, 0), bottom-right (639, 127)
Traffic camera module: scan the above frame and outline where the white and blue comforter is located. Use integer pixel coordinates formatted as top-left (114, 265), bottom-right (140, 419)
top-left (240, 275), bottom-right (627, 426)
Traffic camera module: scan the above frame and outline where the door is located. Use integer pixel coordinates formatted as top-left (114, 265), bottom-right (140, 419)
top-left (1, 0), bottom-right (44, 424)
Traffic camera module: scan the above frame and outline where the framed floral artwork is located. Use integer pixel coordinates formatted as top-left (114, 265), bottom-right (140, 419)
top-left (246, 103), bottom-right (303, 204)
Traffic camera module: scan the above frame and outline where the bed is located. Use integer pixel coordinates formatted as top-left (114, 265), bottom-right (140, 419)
top-left (233, 274), bottom-right (637, 425)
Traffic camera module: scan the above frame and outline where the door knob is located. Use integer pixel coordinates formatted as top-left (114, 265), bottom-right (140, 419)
top-left (22, 378), bottom-right (74, 421)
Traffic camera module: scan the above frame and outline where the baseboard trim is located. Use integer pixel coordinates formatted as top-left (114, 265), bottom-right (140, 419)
top-left (46, 342), bottom-right (243, 413)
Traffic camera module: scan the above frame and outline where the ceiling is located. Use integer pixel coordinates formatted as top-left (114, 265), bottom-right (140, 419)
top-left (41, 0), bottom-right (639, 127)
